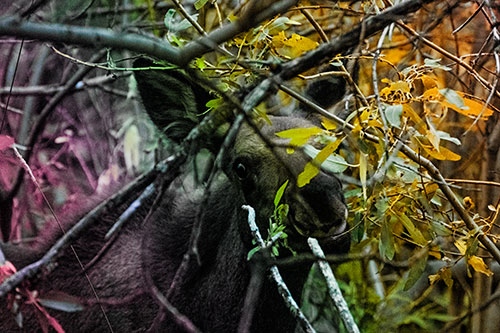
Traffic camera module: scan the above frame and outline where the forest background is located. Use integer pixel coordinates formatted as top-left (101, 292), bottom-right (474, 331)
top-left (0, 0), bottom-right (499, 332)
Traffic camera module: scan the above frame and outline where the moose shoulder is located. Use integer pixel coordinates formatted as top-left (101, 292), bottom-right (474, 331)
top-left (0, 59), bottom-right (350, 332)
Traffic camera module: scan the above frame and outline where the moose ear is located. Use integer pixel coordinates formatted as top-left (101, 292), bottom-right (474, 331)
top-left (303, 64), bottom-right (347, 111)
top-left (133, 58), bottom-right (212, 143)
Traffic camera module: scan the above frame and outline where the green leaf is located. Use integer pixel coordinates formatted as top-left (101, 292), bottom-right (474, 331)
top-left (398, 213), bottom-right (427, 246)
top-left (439, 88), bottom-right (468, 111)
top-left (298, 141), bottom-right (343, 187)
top-left (164, 9), bottom-right (176, 30)
top-left (171, 36), bottom-right (184, 47)
top-left (164, 9), bottom-right (197, 33)
top-left (303, 144), bottom-right (349, 173)
top-left (274, 180), bottom-right (289, 208)
top-left (203, 97), bottom-right (224, 114)
top-left (195, 57), bottom-right (206, 70)
top-left (424, 58), bottom-right (451, 71)
top-left (176, 17), bottom-right (197, 31)
top-left (436, 130), bottom-right (461, 145)
top-left (360, 152), bottom-right (367, 200)
top-left (267, 17), bottom-right (301, 34)
top-left (194, 0), bottom-right (209, 10)
top-left (247, 246), bottom-right (261, 261)
top-left (404, 253), bottom-right (428, 291)
top-left (402, 313), bottom-right (432, 329)
top-left (383, 104), bottom-right (403, 128)
top-left (38, 295), bottom-right (85, 312)
top-left (379, 218), bottom-right (395, 260)
top-left (430, 221), bottom-right (451, 237)
top-left (276, 203), bottom-right (289, 218)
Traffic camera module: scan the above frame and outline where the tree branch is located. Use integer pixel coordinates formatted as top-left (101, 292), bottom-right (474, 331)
top-left (6, 50), bottom-right (106, 202)
top-left (307, 238), bottom-right (359, 333)
top-left (0, 74), bottom-right (129, 96)
top-left (242, 205), bottom-right (316, 333)
top-left (0, 166), bottom-right (160, 297)
top-left (240, 0), bottom-right (438, 117)
top-left (0, 0), bottom-right (298, 67)
top-left (0, 17), bottom-right (182, 64)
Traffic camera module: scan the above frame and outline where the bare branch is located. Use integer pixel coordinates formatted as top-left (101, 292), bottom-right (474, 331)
top-left (0, 17), bottom-right (182, 64)
top-left (242, 205), bottom-right (316, 333)
top-left (7, 50), bottom-right (107, 201)
top-left (0, 74), bottom-right (128, 96)
top-left (0, 0), bottom-right (297, 67)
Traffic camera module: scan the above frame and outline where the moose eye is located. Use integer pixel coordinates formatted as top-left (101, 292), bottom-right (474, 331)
top-left (234, 162), bottom-right (248, 180)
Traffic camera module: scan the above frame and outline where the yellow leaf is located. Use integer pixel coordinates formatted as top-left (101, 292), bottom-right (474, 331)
top-left (468, 255), bottom-right (493, 276)
top-left (276, 127), bottom-right (322, 148)
top-left (457, 92), bottom-right (495, 119)
top-left (429, 246), bottom-right (441, 259)
top-left (380, 80), bottom-right (410, 97)
top-left (390, 80), bottom-right (411, 93)
top-left (402, 105), bottom-right (426, 134)
top-left (297, 162), bottom-right (320, 188)
top-left (366, 119), bottom-right (383, 128)
top-left (297, 140), bottom-right (339, 187)
top-left (437, 89), bottom-right (495, 120)
top-left (124, 125), bottom-right (140, 175)
top-left (439, 89), bottom-right (467, 113)
top-left (321, 118), bottom-right (337, 130)
top-left (424, 145), bottom-right (461, 161)
top-left (429, 267), bottom-right (453, 287)
top-left (463, 196), bottom-right (475, 210)
top-left (415, 136), bottom-right (461, 161)
top-left (425, 118), bottom-right (440, 151)
top-left (441, 267), bottom-right (454, 288)
top-left (454, 239), bottom-right (467, 255)
top-left (380, 80), bottom-right (411, 102)
top-left (359, 152), bottom-right (367, 200)
top-left (423, 183), bottom-right (439, 196)
top-left (422, 87), bottom-right (441, 101)
top-left (421, 74), bottom-right (437, 89)
top-left (272, 32), bottom-right (318, 58)
top-left (428, 273), bottom-right (440, 285)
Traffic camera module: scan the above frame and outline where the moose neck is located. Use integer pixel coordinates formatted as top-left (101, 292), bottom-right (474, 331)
top-left (145, 179), bottom-right (311, 332)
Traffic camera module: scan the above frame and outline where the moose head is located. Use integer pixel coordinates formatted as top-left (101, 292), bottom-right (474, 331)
top-left (0, 58), bottom-right (349, 332)
top-left (134, 58), bottom-right (349, 249)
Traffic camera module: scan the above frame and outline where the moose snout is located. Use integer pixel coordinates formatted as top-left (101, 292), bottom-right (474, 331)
top-left (293, 172), bottom-right (348, 238)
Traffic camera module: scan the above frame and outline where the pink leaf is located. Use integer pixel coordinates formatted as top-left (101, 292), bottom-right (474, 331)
top-left (0, 261), bottom-right (17, 283)
top-left (0, 135), bottom-right (14, 151)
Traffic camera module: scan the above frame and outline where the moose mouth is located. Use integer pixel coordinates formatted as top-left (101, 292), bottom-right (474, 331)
top-left (287, 205), bottom-right (348, 240)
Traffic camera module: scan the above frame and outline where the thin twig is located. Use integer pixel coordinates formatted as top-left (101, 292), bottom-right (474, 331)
top-left (397, 21), bottom-right (500, 99)
top-left (11, 145), bottom-right (115, 333)
top-left (0, 164), bottom-right (161, 297)
top-left (8, 50), bottom-right (106, 201)
top-left (0, 74), bottom-right (128, 96)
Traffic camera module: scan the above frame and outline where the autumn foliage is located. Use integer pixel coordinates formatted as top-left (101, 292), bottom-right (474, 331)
top-left (1, 0), bottom-right (500, 332)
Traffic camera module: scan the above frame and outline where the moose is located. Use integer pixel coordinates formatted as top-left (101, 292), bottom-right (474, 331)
top-left (0, 58), bottom-right (349, 332)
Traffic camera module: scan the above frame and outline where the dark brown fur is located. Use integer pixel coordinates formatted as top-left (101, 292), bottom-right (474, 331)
top-left (0, 60), bottom-right (349, 332)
